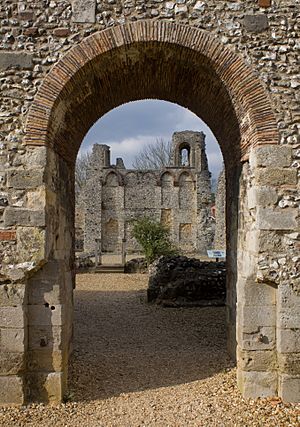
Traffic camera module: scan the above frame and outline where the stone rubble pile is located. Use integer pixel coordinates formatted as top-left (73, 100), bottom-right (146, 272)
top-left (75, 252), bottom-right (95, 270)
top-left (148, 255), bottom-right (226, 306)
top-left (124, 257), bottom-right (148, 274)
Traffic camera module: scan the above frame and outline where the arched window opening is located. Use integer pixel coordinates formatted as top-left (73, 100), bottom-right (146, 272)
top-left (180, 147), bottom-right (190, 166)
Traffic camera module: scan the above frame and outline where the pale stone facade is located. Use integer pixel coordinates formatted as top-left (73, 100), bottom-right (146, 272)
top-left (81, 131), bottom-right (214, 255)
top-left (0, 0), bottom-right (299, 405)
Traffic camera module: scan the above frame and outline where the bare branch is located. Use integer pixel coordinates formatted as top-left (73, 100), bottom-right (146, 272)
top-left (132, 138), bottom-right (172, 170)
top-left (75, 151), bottom-right (93, 196)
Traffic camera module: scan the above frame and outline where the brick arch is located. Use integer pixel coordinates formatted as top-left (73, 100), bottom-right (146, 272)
top-left (20, 20), bottom-right (285, 405)
top-left (25, 20), bottom-right (278, 166)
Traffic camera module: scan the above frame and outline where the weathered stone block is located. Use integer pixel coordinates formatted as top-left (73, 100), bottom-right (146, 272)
top-left (277, 328), bottom-right (300, 353)
top-left (4, 207), bottom-right (45, 227)
top-left (16, 227), bottom-right (45, 264)
top-left (0, 283), bottom-right (26, 307)
top-left (278, 308), bottom-right (300, 329)
top-left (237, 369), bottom-right (277, 398)
top-left (243, 15), bottom-right (268, 33)
top-left (258, 230), bottom-right (284, 253)
top-left (28, 282), bottom-right (63, 306)
top-left (237, 325), bottom-right (276, 351)
top-left (0, 376), bottom-right (24, 405)
top-left (256, 168), bottom-right (297, 187)
top-left (237, 280), bottom-right (276, 306)
top-left (0, 352), bottom-right (25, 375)
top-left (28, 325), bottom-right (63, 351)
top-left (7, 169), bottom-right (44, 189)
top-left (250, 146), bottom-right (292, 168)
top-left (237, 251), bottom-right (257, 279)
top-left (0, 306), bottom-right (25, 328)
top-left (28, 305), bottom-right (64, 326)
top-left (257, 207), bottom-right (297, 230)
top-left (29, 262), bottom-right (73, 302)
top-left (24, 147), bottom-right (47, 168)
top-left (242, 229), bottom-right (260, 253)
top-left (278, 284), bottom-right (300, 310)
top-left (0, 52), bottom-right (33, 70)
top-left (72, 0), bottom-right (96, 23)
top-left (278, 353), bottom-right (300, 375)
top-left (27, 350), bottom-right (66, 372)
top-left (0, 328), bottom-right (26, 353)
top-left (27, 188), bottom-right (46, 210)
top-left (279, 375), bottom-right (300, 403)
top-left (248, 186), bottom-right (278, 209)
top-left (237, 348), bottom-right (276, 372)
top-left (45, 372), bottom-right (66, 403)
top-left (26, 372), bottom-right (65, 403)
top-left (238, 305), bottom-right (276, 331)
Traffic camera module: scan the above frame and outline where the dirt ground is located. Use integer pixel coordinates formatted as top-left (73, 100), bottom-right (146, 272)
top-left (0, 273), bottom-right (299, 426)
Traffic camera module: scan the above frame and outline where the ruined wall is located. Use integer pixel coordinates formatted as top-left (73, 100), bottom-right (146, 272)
top-left (1, 2), bottom-right (299, 270)
top-left (83, 131), bottom-right (214, 254)
top-left (0, 0), bottom-right (299, 405)
top-left (214, 168), bottom-right (226, 250)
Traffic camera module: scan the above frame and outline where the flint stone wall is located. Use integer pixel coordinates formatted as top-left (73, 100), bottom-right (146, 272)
top-left (214, 168), bottom-right (226, 250)
top-left (0, 0), bottom-right (299, 406)
top-left (83, 131), bottom-right (215, 255)
top-left (148, 255), bottom-right (226, 306)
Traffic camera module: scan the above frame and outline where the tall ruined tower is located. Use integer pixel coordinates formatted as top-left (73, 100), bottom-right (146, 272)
top-left (171, 131), bottom-right (207, 171)
top-left (84, 144), bottom-right (111, 251)
top-left (170, 131), bottom-right (214, 253)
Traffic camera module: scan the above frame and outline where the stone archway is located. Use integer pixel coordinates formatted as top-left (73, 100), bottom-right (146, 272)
top-left (3, 20), bottom-right (299, 404)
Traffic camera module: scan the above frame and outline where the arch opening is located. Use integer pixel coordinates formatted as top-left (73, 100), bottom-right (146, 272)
top-left (22, 21), bottom-right (279, 404)
top-left (179, 146), bottom-right (190, 167)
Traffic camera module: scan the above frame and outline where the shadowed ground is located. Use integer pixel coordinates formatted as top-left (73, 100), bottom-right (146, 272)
top-left (0, 273), bottom-right (298, 426)
top-left (69, 273), bottom-right (231, 401)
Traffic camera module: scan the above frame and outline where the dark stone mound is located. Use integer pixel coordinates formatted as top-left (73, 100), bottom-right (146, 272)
top-left (75, 252), bottom-right (95, 271)
top-left (148, 255), bottom-right (226, 307)
top-left (124, 258), bottom-right (148, 274)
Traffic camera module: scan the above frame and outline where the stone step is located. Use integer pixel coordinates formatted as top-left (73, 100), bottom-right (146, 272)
top-left (94, 265), bottom-right (125, 273)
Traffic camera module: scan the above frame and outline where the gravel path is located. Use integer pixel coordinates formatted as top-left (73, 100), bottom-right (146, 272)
top-left (0, 273), bottom-right (299, 426)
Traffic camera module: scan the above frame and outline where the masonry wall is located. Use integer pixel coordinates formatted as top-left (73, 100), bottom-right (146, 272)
top-left (0, 0), bottom-right (299, 405)
top-left (83, 131), bottom-right (214, 255)
top-left (214, 168), bottom-right (226, 250)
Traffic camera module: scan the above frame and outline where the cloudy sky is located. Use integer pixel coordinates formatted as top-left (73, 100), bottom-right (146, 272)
top-left (80, 100), bottom-right (223, 180)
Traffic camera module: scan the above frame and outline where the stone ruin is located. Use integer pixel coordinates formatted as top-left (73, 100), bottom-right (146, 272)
top-left (0, 0), bottom-right (299, 405)
top-left (77, 131), bottom-right (216, 255)
top-left (213, 168), bottom-right (226, 250)
top-left (148, 255), bottom-right (226, 307)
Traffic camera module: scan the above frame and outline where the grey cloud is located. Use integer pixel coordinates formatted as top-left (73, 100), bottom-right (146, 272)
top-left (80, 100), bottom-right (223, 179)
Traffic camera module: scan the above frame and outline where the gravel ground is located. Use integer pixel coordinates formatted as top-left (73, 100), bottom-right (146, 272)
top-left (0, 273), bottom-right (299, 426)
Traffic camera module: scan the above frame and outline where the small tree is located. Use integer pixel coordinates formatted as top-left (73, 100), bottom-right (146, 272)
top-left (131, 217), bottom-right (178, 265)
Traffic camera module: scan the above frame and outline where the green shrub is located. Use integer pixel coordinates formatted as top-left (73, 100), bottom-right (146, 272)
top-left (131, 217), bottom-right (178, 265)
